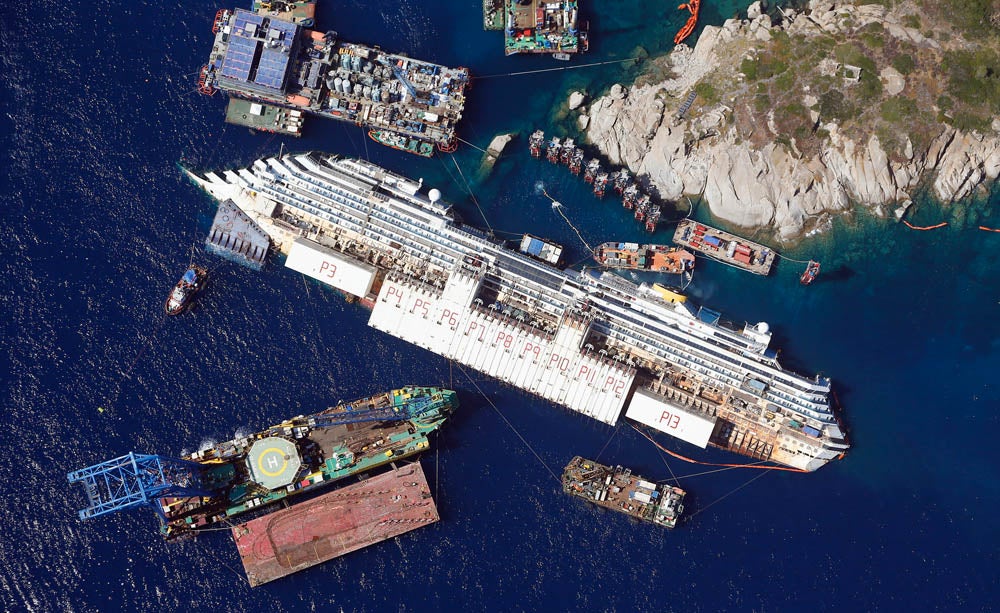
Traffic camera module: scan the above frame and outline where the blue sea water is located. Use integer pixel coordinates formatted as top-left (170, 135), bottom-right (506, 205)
top-left (2, 0), bottom-right (998, 610)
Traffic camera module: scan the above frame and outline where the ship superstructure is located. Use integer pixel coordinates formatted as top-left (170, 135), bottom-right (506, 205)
top-left (185, 152), bottom-right (850, 471)
top-left (68, 386), bottom-right (457, 539)
top-left (201, 9), bottom-right (469, 154)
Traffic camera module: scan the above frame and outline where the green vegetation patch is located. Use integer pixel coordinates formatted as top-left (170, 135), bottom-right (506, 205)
top-left (891, 53), bottom-right (916, 75)
top-left (819, 90), bottom-right (858, 122)
top-left (880, 96), bottom-right (918, 122)
top-left (694, 81), bottom-right (720, 105)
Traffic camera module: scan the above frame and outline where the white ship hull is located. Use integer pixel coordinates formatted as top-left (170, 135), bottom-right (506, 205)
top-left (185, 153), bottom-right (850, 471)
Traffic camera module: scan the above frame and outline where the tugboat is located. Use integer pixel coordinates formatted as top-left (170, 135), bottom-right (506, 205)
top-left (165, 265), bottom-right (208, 316)
top-left (529, 130), bottom-right (545, 158)
top-left (800, 260), bottom-right (820, 285)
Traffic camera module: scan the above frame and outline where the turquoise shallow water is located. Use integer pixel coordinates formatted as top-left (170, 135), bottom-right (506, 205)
top-left (3, 0), bottom-right (998, 610)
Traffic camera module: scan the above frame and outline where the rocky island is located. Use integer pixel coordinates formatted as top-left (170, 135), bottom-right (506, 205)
top-left (578, 0), bottom-right (1000, 239)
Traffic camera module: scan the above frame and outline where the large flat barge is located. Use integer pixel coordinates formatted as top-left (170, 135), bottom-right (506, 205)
top-left (68, 387), bottom-right (456, 538)
top-left (562, 456), bottom-right (685, 528)
top-left (200, 8), bottom-right (469, 155)
top-left (672, 219), bottom-right (777, 275)
top-left (233, 462), bottom-right (438, 587)
top-left (185, 153), bottom-right (849, 471)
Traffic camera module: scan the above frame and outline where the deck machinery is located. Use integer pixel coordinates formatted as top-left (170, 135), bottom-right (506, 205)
top-left (68, 387), bottom-right (457, 539)
top-left (200, 8), bottom-right (469, 155)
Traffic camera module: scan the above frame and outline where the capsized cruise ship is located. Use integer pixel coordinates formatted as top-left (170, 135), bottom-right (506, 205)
top-left (184, 152), bottom-right (850, 471)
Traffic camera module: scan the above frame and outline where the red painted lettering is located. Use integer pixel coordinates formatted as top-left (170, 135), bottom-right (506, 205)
top-left (318, 261), bottom-right (337, 279)
top-left (659, 410), bottom-right (681, 429)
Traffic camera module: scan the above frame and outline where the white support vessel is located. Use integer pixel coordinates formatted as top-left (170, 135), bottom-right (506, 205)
top-left (185, 152), bottom-right (850, 471)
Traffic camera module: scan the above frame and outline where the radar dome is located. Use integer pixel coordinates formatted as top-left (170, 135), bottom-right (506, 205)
top-left (755, 322), bottom-right (770, 334)
top-left (428, 188), bottom-right (442, 203)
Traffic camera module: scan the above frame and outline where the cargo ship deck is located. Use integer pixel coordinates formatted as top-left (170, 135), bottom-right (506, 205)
top-left (562, 456), bottom-right (685, 528)
top-left (672, 219), bottom-right (776, 276)
top-left (224, 98), bottom-right (304, 136)
top-left (504, 0), bottom-right (585, 56)
top-left (251, 0), bottom-right (315, 25)
top-left (233, 463), bottom-right (439, 587)
top-left (201, 8), bottom-right (469, 154)
top-left (483, 0), bottom-right (504, 30)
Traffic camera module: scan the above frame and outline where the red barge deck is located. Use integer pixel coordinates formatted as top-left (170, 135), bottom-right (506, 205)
top-left (232, 463), bottom-right (439, 587)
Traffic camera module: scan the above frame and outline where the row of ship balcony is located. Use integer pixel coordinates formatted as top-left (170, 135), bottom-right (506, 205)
top-left (260, 177), bottom-right (458, 272)
top-left (600, 317), bottom-right (834, 424)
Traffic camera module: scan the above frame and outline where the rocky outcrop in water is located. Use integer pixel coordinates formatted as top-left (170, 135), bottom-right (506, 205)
top-left (583, 1), bottom-right (1000, 240)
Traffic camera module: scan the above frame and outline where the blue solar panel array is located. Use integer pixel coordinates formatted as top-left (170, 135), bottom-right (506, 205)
top-left (267, 19), bottom-right (298, 49)
top-left (219, 9), bottom-right (299, 90)
top-left (254, 48), bottom-right (289, 89)
top-left (220, 36), bottom-right (258, 82)
top-left (232, 9), bottom-right (263, 36)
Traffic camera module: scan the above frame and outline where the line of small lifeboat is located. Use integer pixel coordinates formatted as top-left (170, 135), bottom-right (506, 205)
top-left (530, 130), bottom-right (663, 232)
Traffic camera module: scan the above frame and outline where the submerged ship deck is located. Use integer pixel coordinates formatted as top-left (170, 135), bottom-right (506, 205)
top-left (232, 463), bottom-right (439, 587)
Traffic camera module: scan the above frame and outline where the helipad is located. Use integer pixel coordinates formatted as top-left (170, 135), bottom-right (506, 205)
top-left (247, 437), bottom-right (301, 490)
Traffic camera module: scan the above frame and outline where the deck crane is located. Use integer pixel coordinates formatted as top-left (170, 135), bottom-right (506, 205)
top-left (377, 56), bottom-right (428, 104)
top-left (67, 393), bottom-right (440, 523)
top-left (274, 394), bottom-right (438, 431)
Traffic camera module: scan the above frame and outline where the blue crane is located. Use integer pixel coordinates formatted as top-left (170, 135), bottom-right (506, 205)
top-left (379, 56), bottom-right (428, 104)
top-left (67, 453), bottom-right (211, 521)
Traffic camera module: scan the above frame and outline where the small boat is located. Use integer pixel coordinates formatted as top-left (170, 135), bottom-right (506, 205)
top-left (552, 52), bottom-right (572, 61)
top-left (546, 136), bottom-right (562, 163)
top-left (595, 242), bottom-right (695, 274)
top-left (800, 260), bottom-right (820, 285)
top-left (368, 129), bottom-right (436, 157)
top-left (165, 265), bottom-right (208, 315)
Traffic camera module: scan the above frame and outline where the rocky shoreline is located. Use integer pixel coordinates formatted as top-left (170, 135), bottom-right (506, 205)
top-left (576, 0), bottom-right (1000, 240)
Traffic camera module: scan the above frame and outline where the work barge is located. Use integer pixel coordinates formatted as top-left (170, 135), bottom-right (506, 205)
top-left (504, 0), bottom-right (588, 57)
top-left (673, 219), bottom-right (776, 275)
top-left (185, 152), bottom-right (850, 472)
top-left (200, 7), bottom-right (469, 155)
top-left (562, 456), bottom-right (685, 528)
top-left (233, 462), bottom-right (438, 587)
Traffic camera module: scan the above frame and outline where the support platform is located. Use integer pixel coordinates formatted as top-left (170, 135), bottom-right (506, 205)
top-left (232, 463), bottom-right (439, 587)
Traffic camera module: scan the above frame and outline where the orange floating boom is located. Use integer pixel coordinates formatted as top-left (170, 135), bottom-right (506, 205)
top-left (902, 220), bottom-right (948, 231)
top-left (673, 0), bottom-right (701, 44)
top-left (979, 225), bottom-right (1000, 232)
